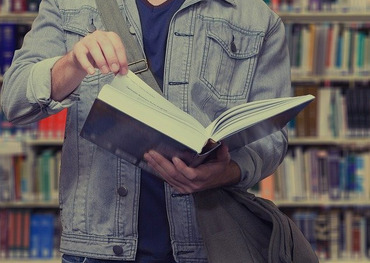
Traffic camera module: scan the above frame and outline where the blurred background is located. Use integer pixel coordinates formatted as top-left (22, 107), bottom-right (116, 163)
top-left (0, 0), bottom-right (369, 262)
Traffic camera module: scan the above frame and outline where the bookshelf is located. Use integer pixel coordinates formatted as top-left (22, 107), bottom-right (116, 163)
top-left (1, 0), bottom-right (370, 262)
top-left (268, 1), bottom-right (370, 262)
top-left (0, 138), bottom-right (63, 262)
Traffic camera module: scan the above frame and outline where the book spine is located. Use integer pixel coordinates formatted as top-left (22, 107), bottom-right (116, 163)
top-left (27, 0), bottom-right (41, 12)
top-left (0, 22), bottom-right (16, 75)
top-left (10, 0), bottom-right (27, 13)
top-left (0, 210), bottom-right (8, 259)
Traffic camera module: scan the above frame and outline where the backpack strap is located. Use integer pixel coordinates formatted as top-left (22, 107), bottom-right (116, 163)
top-left (95, 0), bottom-right (163, 95)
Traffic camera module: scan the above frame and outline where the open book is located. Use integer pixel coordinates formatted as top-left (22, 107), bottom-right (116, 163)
top-left (80, 70), bottom-right (314, 169)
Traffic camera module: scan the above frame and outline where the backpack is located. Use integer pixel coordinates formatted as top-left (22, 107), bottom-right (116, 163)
top-left (194, 188), bottom-right (319, 263)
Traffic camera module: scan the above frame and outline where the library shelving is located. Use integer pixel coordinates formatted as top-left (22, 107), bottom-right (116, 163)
top-left (0, 9), bottom-right (64, 263)
top-left (1, 2), bottom-right (370, 263)
top-left (271, 4), bottom-right (370, 262)
top-left (0, 137), bottom-right (63, 261)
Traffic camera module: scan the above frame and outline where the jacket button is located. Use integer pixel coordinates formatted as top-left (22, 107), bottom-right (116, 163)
top-left (113, 245), bottom-right (123, 255)
top-left (117, 186), bottom-right (128, 197)
top-left (129, 26), bottom-right (136, 35)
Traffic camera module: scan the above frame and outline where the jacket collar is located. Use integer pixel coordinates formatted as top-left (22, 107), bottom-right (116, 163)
top-left (220, 0), bottom-right (236, 5)
top-left (186, 0), bottom-right (236, 6)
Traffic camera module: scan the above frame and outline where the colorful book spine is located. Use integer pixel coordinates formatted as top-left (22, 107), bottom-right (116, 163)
top-left (0, 22), bottom-right (16, 75)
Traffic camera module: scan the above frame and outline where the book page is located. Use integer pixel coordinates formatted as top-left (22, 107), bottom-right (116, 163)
top-left (111, 72), bottom-right (204, 131)
top-left (98, 71), bottom-right (209, 153)
top-left (207, 95), bottom-right (314, 142)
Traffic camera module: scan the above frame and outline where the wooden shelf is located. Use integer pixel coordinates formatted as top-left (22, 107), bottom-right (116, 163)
top-left (289, 137), bottom-right (370, 148)
top-left (0, 138), bottom-right (63, 155)
top-left (291, 75), bottom-right (370, 83)
top-left (0, 139), bottom-right (24, 155)
top-left (0, 200), bottom-right (59, 208)
top-left (0, 12), bottom-right (37, 23)
top-left (279, 12), bottom-right (370, 22)
top-left (276, 199), bottom-right (370, 207)
top-left (2, 259), bottom-right (60, 263)
top-left (25, 138), bottom-right (64, 146)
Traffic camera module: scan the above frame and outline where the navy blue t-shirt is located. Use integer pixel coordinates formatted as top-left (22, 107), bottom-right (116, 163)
top-left (135, 0), bottom-right (185, 262)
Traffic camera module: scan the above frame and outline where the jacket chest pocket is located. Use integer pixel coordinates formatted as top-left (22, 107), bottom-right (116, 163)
top-left (200, 20), bottom-right (264, 100)
top-left (62, 6), bottom-right (105, 52)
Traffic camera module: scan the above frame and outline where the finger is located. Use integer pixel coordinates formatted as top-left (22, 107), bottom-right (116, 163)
top-left (95, 33), bottom-right (122, 74)
top-left (84, 39), bottom-right (110, 74)
top-left (73, 43), bottom-right (96, 75)
top-left (106, 32), bottom-right (128, 75)
top-left (172, 157), bottom-right (197, 181)
top-left (215, 143), bottom-right (230, 162)
top-left (144, 152), bottom-right (169, 177)
top-left (145, 152), bottom-right (192, 192)
top-left (86, 34), bottom-right (117, 74)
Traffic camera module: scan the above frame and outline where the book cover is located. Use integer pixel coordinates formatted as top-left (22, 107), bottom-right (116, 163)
top-left (317, 87), bottom-right (332, 138)
top-left (15, 23), bottom-right (31, 49)
top-left (54, 108), bottom-right (67, 139)
top-left (327, 149), bottom-right (341, 200)
top-left (0, 156), bottom-right (14, 202)
top-left (27, 0), bottom-right (41, 12)
top-left (7, 210), bottom-right (15, 258)
top-left (259, 174), bottom-right (275, 200)
top-left (80, 71), bottom-right (314, 171)
top-left (38, 214), bottom-right (54, 258)
top-left (0, 22), bottom-right (16, 75)
top-left (293, 85), bottom-right (308, 137)
top-left (21, 210), bottom-right (31, 258)
top-left (29, 214), bottom-right (55, 259)
top-left (315, 211), bottom-right (330, 260)
top-left (0, 210), bottom-right (8, 259)
top-left (317, 150), bottom-right (329, 200)
top-left (329, 209), bottom-right (340, 260)
top-left (11, 0), bottom-right (27, 13)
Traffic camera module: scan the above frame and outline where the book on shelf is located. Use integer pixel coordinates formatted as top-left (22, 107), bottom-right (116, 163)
top-left (30, 213), bottom-right (55, 259)
top-left (80, 70), bottom-right (314, 171)
top-left (288, 208), bottom-right (370, 261)
top-left (0, 149), bottom-right (61, 202)
top-left (286, 22), bottom-right (370, 77)
top-left (38, 108), bottom-right (67, 140)
top-left (0, 0), bottom-right (41, 13)
top-left (0, 22), bottom-right (16, 75)
top-left (10, 0), bottom-right (27, 13)
top-left (0, 155), bottom-right (14, 202)
top-left (263, 0), bottom-right (370, 13)
top-left (290, 84), bottom-right (370, 139)
top-left (273, 148), bottom-right (370, 201)
top-left (0, 209), bottom-right (59, 260)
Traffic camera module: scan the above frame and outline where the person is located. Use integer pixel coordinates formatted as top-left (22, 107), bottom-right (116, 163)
top-left (1, 0), bottom-right (291, 262)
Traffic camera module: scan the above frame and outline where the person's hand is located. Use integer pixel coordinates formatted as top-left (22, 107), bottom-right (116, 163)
top-left (143, 144), bottom-right (241, 194)
top-left (71, 30), bottom-right (128, 76)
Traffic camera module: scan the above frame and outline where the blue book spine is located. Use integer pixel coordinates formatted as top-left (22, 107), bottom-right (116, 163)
top-left (0, 22), bottom-right (16, 75)
top-left (29, 214), bottom-right (55, 259)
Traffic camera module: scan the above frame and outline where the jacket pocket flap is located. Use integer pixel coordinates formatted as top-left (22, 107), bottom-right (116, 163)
top-left (206, 22), bottom-right (264, 59)
top-left (62, 7), bottom-right (103, 36)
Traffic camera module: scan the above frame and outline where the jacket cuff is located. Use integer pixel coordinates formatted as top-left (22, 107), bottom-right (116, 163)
top-left (27, 56), bottom-right (77, 113)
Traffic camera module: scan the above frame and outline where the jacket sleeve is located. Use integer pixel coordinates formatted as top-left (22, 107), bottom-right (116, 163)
top-left (1, 0), bottom-right (76, 125)
top-left (229, 17), bottom-right (290, 189)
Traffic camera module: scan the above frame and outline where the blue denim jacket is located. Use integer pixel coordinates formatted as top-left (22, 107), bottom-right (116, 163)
top-left (1, 0), bottom-right (290, 261)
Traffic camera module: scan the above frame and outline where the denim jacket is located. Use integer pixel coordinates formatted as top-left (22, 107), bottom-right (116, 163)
top-left (1, 0), bottom-right (290, 261)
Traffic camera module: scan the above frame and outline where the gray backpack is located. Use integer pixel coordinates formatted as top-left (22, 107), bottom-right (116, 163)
top-left (194, 188), bottom-right (319, 263)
